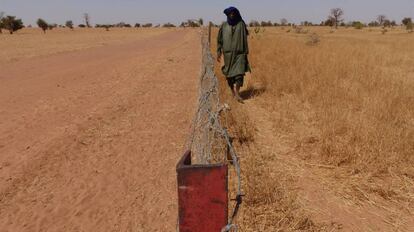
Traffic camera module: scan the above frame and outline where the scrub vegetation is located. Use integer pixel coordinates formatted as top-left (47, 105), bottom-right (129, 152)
top-left (213, 26), bottom-right (414, 231)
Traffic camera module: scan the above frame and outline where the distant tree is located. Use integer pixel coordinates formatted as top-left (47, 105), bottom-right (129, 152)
top-left (1, 15), bottom-right (24, 34)
top-left (83, 13), bottom-right (91, 27)
top-left (402, 17), bottom-right (412, 26)
top-left (198, 18), bottom-right (204, 26)
top-left (48, 23), bottom-right (57, 30)
top-left (142, 23), bottom-right (152, 28)
top-left (65, 20), bottom-right (74, 30)
top-left (188, 19), bottom-right (200, 27)
top-left (249, 20), bottom-right (260, 27)
top-left (329, 8), bottom-right (344, 28)
top-left (134, 23), bottom-right (141, 28)
top-left (260, 21), bottom-right (271, 27)
top-left (0, 11), bottom-right (4, 33)
top-left (163, 22), bottom-right (176, 28)
top-left (352, 21), bottom-right (364, 29)
top-left (78, 24), bottom-right (86, 28)
top-left (280, 18), bottom-right (288, 26)
top-left (324, 18), bottom-right (335, 27)
top-left (368, 21), bottom-right (380, 27)
top-left (301, 21), bottom-right (313, 26)
top-left (377, 15), bottom-right (387, 27)
top-left (383, 19), bottom-right (392, 28)
top-left (37, 18), bottom-right (48, 33)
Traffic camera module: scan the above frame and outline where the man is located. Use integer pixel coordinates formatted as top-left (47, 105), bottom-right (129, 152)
top-left (217, 7), bottom-right (251, 103)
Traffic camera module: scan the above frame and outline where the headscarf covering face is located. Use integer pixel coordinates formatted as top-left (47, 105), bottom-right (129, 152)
top-left (224, 7), bottom-right (242, 26)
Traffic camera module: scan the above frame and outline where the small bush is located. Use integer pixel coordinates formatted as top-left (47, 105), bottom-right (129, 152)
top-left (295, 27), bottom-right (308, 34)
top-left (353, 21), bottom-right (364, 29)
top-left (306, 33), bottom-right (320, 46)
top-left (78, 24), bottom-right (86, 28)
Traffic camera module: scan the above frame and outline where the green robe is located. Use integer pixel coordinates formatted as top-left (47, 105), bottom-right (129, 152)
top-left (217, 21), bottom-right (251, 78)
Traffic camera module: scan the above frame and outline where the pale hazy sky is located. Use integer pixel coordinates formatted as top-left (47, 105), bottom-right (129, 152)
top-left (1, 0), bottom-right (414, 26)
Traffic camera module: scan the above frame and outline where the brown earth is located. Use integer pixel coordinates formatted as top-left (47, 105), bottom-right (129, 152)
top-left (0, 29), bottom-right (201, 231)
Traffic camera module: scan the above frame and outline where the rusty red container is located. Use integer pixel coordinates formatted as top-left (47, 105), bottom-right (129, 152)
top-left (176, 150), bottom-right (228, 232)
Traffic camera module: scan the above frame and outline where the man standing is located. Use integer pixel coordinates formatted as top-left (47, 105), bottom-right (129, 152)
top-left (217, 7), bottom-right (251, 103)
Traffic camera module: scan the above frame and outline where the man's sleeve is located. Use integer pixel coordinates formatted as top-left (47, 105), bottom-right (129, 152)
top-left (244, 23), bottom-right (249, 54)
top-left (217, 25), bottom-right (223, 57)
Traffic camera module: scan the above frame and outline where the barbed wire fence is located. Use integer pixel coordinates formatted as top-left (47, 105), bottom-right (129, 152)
top-left (184, 28), bottom-right (243, 232)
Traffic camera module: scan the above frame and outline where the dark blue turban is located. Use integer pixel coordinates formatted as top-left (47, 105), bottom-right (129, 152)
top-left (224, 7), bottom-right (243, 26)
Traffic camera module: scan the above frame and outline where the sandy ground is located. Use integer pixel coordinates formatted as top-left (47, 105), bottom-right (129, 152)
top-left (0, 28), bottom-right (170, 63)
top-left (0, 29), bottom-right (200, 231)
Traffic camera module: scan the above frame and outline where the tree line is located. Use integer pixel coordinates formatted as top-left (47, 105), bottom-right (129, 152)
top-left (247, 8), bottom-right (413, 32)
top-left (1, 9), bottom-right (413, 34)
top-left (0, 11), bottom-right (206, 34)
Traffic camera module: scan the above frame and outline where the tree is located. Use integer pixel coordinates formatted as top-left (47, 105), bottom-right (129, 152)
top-left (260, 21), bottom-right (272, 27)
top-left (249, 20), bottom-right (260, 27)
top-left (198, 18), bottom-right (204, 26)
top-left (1, 15), bottom-right (24, 34)
top-left (402, 17), bottom-right (412, 26)
top-left (37, 18), bottom-right (48, 33)
top-left (377, 15), bottom-right (387, 27)
top-left (163, 22), bottom-right (176, 28)
top-left (324, 18), bottom-right (335, 27)
top-left (83, 13), bottom-right (91, 28)
top-left (352, 21), bottom-right (364, 29)
top-left (134, 23), bottom-right (141, 28)
top-left (0, 11), bottom-right (4, 33)
top-left (65, 20), bottom-right (74, 30)
top-left (383, 19), bottom-right (392, 28)
top-left (280, 18), bottom-right (288, 26)
top-left (48, 23), bottom-right (57, 30)
top-left (329, 8), bottom-right (344, 29)
top-left (368, 21), bottom-right (380, 27)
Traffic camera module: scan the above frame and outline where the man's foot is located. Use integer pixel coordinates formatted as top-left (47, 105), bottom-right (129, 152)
top-left (235, 95), bottom-right (244, 103)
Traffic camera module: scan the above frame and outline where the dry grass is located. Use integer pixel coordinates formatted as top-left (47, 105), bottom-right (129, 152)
top-left (212, 29), bottom-right (323, 231)
top-left (0, 27), bottom-right (173, 63)
top-left (248, 26), bottom-right (414, 200)
top-left (212, 26), bottom-right (414, 230)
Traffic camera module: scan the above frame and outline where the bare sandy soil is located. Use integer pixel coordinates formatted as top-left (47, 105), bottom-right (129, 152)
top-left (0, 29), bottom-right (200, 231)
top-left (0, 28), bottom-right (170, 63)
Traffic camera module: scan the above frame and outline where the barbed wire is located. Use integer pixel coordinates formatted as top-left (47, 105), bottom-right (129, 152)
top-left (185, 29), bottom-right (243, 232)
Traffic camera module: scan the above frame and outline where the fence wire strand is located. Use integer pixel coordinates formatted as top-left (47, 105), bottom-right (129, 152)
top-left (185, 30), bottom-right (243, 232)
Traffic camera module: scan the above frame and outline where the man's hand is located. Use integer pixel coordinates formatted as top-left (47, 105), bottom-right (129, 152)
top-left (217, 54), bottom-right (221, 63)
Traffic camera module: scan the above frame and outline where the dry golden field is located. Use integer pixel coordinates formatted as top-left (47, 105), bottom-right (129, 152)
top-left (0, 27), bottom-right (173, 63)
top-left (213, 26), bottom-right (414, 231)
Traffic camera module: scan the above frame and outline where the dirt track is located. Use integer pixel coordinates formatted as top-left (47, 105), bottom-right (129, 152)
top-left (0, 29), bottom-right (200, 231)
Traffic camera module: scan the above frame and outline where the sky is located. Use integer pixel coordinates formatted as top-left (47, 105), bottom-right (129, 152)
top-left (1, 0), bottom-right (414, 26)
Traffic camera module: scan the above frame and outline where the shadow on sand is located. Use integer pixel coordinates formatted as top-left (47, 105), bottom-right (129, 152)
top-left (240, 86), bottom-right (266, 100)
